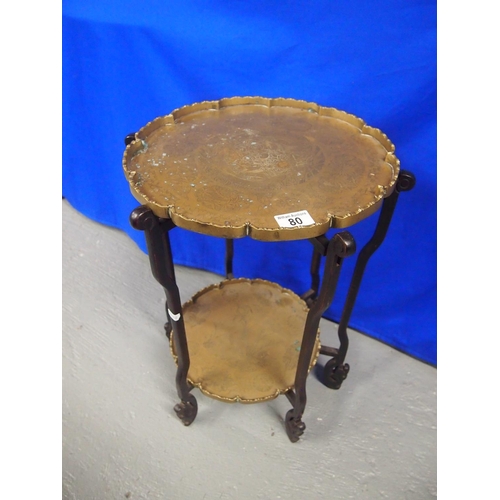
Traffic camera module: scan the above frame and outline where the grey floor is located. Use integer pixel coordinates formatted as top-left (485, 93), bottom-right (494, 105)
top-left (62, 199), bottom-right (436, 500)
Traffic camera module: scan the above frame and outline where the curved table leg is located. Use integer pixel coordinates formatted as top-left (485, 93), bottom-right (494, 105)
top-left (300, 245), bottom-right (323, 307)
top-left (225, 239), bottom-right (234, 279)
top-left (324, 170), bottom-right (417, 390)
top-left (130, 206), bottom-right (198, 426)
top-left (285, 231), bottom-right (356, 442)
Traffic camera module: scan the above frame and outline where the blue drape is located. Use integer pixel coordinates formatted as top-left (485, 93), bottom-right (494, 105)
top-left (63, 1), bottom-right (437, 365)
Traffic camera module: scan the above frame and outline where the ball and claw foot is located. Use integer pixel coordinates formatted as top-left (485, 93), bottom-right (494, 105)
top-left (324, 357), bottom-right (350, 390)
top-left (285, 409), bottom-right (306, 443)
top-left (174, 394), bottom-right (198, 426)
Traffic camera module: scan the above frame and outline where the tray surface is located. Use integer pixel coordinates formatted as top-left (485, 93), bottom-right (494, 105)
top-left (124, 97), bottom-right (399, 240)
top-left (170, 278), bottom-right (320, 403)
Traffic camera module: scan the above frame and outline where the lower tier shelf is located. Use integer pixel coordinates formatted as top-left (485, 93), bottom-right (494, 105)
top-left (170, 278), bottom-right (320, 403)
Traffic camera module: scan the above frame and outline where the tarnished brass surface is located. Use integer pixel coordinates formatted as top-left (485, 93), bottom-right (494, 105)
top-left (170, 279), bottom-right (320, 403)
top-left (123, 97), bottom-right (399, 241)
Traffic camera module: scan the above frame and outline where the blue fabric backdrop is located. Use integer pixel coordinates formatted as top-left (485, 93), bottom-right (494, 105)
top-left (62, 1), bottom-right (437, 365)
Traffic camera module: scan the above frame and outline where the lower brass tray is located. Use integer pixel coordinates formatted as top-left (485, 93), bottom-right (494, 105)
top-left (170, 278), bottom-right (320, 403)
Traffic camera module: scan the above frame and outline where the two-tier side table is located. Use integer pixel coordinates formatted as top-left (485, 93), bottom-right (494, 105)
top-left (122, 97), bottom-right (415, 442)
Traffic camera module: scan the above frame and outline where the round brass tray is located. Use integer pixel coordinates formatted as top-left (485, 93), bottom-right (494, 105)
top-left (170, 278), bottom-right (320, 403)
top-left (123, 97), bottom-right (399, 241)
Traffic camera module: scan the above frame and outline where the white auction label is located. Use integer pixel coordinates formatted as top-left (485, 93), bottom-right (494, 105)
top-left (274, 210), bottom-right (315, 228)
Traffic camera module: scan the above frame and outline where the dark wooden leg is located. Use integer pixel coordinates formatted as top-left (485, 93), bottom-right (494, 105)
top-left (225, 239), bottom-right (234, 279)
top-left (323, 170), bottom-right (417, 389)
top-left (130, 206), bottom-right (198, 426)
top-left (300, 243), bottom-right (323, 307)
top-left (285, 231), bottom-right (356, 442)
